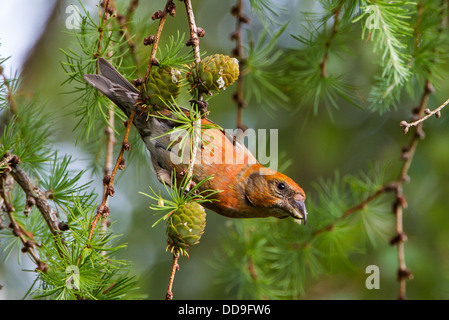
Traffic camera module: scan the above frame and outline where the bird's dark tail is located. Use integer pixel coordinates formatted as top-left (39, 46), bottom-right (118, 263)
top-left (84, 58), bottom-right (157, 141)
top-left (83, 58), bottom-right (139, 116)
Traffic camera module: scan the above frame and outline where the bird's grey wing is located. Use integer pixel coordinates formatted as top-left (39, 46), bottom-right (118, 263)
top-left (83, 74), bottom-right (138, 115)
top-left (98, 58), bottom-right (139, 94)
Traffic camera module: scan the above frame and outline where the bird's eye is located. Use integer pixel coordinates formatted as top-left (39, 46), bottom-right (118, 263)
top-left (277, 182), bottom-right (286, 191)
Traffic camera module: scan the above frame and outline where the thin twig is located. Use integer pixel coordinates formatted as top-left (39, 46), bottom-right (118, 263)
top-left (343, 184), bottom-right (395, 217)
top-left (319, 1), bottom-right (343, 78)
top-left (4, 154), bottom-right (68, 261)
top-left (392, 184), bottom-right (411, 300)
top-left (89, 111), bottom-right (134, 240)
top-left (126, 0), bottom-right (139, 20)
top-left (111, 0), bottom-right (140, 66)
top-left (308, 184), bottom-right (395, 240)
top-left (400, 97), bottom-right (449, 133)
top-left (102, 4), bottom-right (117, 235)
top-left (104, 110), bottom-right (116, 179)
top-left (144, 0), bottom-right (174, 82)
top-left (97, 0), bottom-right (112, 57)
top-left (231, 0), bottom-right (248, 131)
top-left (392, 79), bottom-right (434, 299)
top-left (184, 0), bottom-right (201, 63)
top-left (183, 0), bottom-right (202, 187)
top-left (165, 252), bottom-right (180, 300)
top-left (89, 1), bottom-right (117, 240)
top-left (247, 256), bottom-right (258, 280)
top-left (8, 159), bottom-right (60, 235)
top-left (162, 0), bottom-right (203, 300)
top-left (0, 180), bottom-right (44, 271)
top-left (100, 108), bottom-right (116, 236)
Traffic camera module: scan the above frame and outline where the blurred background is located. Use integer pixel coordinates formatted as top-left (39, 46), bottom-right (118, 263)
top-left (1, 0), bottom-right (449, 300)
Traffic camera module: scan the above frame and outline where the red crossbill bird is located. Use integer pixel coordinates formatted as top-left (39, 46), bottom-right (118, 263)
top-left (84, 58), bottom-right (307, 223)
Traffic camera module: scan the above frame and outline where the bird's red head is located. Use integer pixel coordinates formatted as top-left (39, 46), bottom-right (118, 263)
top-left (243, 164), bottom-right (307, 223)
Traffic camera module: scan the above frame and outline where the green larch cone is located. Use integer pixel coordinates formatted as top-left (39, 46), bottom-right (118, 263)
top-left (187, 54), bottom-right (239, 93)
top-left (166, 202), bottom-right (206, 256)
top-left (144, 66), bottom-right (182, 108)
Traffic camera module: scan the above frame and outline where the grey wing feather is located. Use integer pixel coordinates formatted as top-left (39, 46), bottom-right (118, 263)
top-left (98, 58), bottom-right (139, 94)
top-left (83, 74), bottom-right (138, 114)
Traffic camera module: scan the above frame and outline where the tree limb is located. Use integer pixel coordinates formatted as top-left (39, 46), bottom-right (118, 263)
top-left (8, 156), bottom-right (60, 235)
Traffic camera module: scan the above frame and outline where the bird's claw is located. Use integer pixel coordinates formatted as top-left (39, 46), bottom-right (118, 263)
top-left (184, 180), bottom-right (197, 194)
